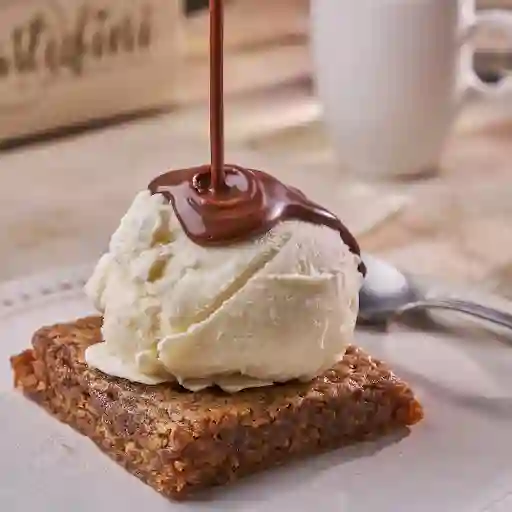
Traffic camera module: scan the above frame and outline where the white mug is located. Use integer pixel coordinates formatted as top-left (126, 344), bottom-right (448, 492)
top-left (310, 0), bottom-right (512, 179)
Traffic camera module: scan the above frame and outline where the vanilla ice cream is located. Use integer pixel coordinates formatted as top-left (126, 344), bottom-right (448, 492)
top-left (85, 190), bottom-right (363, 392)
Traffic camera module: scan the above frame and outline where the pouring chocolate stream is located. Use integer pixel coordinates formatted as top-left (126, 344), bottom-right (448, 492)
top-left (148, 0), bottom-right (365, 275)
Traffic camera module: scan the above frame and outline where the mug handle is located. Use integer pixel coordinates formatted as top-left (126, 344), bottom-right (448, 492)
top-left (459, 7), bottom-right (512, 105)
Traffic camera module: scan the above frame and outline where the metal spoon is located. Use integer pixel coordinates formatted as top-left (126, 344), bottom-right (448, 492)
top-left (358, 253), bottom-right (512, 329)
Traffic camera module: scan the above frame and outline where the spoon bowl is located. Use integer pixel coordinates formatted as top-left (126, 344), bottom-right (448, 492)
top-left (358, 253), bottom-right (512, 330)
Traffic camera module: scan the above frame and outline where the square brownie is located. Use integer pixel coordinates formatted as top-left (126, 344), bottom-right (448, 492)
top-left (11, 316), bottom-right (423, 500)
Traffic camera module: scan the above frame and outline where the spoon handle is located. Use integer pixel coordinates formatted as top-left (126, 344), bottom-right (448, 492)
top-left (400, 298), bottom-right (512, 330)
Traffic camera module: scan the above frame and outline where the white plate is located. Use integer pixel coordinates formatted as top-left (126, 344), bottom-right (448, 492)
top-left (1, 267), bottom-right (512, 512)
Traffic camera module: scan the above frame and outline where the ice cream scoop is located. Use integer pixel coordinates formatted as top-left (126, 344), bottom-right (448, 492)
top-left (85, 189), bottom-right (363, 392)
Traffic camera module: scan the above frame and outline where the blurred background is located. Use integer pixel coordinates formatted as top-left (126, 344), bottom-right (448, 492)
top-left (0, 0), bottom-right (511, 301)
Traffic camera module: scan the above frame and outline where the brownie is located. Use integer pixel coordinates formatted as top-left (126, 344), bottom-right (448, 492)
top-left (11, 316), bottom-right (423, 500)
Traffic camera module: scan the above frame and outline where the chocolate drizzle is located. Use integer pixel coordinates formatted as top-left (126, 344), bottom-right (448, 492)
top-left (209, 0), bottom-right (225, 193)
top-left (148, 165), bottom-right (365, 274)
top-left (148, 0), bottom-right (365, 276)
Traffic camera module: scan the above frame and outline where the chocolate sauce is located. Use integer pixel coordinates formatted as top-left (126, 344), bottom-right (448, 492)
top-left (149, 165), bottom-right (365, 274)
top-left (209, 0), bottom-right (225, 193)
top-left (148, 0), bottom-right (365, 275)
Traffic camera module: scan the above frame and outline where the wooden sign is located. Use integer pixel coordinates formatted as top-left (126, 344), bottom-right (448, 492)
top-left (0, 0), bottom-right (182, 141)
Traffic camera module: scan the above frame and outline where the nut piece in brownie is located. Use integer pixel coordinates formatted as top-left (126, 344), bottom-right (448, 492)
top-left (11, 316), bottom-right (423, 500)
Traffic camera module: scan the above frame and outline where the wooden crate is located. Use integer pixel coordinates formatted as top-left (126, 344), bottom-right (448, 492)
top-left (0, 0), bottom-right (183, 141)
top-left (0, 0), bottom-right (310, 142)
